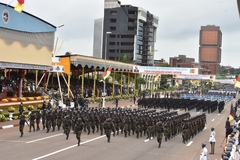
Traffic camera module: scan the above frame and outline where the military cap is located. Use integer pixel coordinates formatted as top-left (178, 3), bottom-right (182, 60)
top-left (201, 142), bottom-right (206, 147)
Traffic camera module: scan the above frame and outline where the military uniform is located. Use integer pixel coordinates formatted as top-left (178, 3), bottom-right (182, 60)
top-left (200, 143), bottom-right (208, 160)
top-left (19, 114), bottom-right (28, 137)
top-left (156, 121), bottom-right (164, 148)
top-left (104, 118), bottom-right (114, 143)
top-left (209, 127), bottom-right (216, 154)
top-left (29, 112), bottom-right (36, 132)
top-left (64, 115), bottom-right (72, 140)
top-left (35, 110), bottom-right (42, 131)
top-left (75, 118), bottom-right (84, 146)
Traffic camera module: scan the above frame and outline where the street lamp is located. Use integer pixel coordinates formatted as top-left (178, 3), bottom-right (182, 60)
top-left (102, 31), bottom-right (112, 108)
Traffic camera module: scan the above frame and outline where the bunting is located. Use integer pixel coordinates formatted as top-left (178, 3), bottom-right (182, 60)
top-left (14, 0), bottom-right (24, 13)
top-left (103, 67), bottom-right (112, 80)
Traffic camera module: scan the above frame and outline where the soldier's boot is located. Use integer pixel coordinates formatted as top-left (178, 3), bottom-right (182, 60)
top-left (78, 140), bottom-right (80, 146)
top-left (158, 143), bottom-right (161, 148)
top-left (165, 137), bottom-right (167, 142)
top-left (58, 126), bottom-right (60, 131)
top-left (52, 128), bottom-right (55, 132)
top-left (66, 133), bottom-right (69, 140)
top-left (136, 133), bottom-right (139, 139)
top-left (125, 132), bottom-right (127, 138)
top-left (108, 138), bottom-right (110, 143)
top-left (43, 126), bottom-right (45, 130)
top-left (88, 130), bottom-right (90, 135)
top-left (46, 128), bottom-right (49, 133)
top-left (20, 132), bottom-right (23, 137)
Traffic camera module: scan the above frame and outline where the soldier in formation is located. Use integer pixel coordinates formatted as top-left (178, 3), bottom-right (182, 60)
top-left (19, 113), bottom-right (28, 137)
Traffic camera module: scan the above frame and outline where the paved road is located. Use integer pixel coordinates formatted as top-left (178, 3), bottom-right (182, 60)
top-left (0, 98), bottom-right (236, 160)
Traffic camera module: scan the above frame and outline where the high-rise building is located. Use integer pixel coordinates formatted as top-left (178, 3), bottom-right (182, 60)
top-left (93, 0), bottom-right (158, 66)
top-left (199, 25), bottom-right (222, 74)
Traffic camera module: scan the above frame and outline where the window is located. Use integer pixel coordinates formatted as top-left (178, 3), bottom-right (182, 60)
top-left (110, 35), bottom-right (116, 38)
top-left (110, 26), bottom-right (116, 31)
top-left (128, 26), bottom-right (134, 30)
top-left (109, 42), bottom-right (115, 45)
top-left (109, 49), bottom-right (115, 53)
top-left (128, 10), bottom-right (136, 14)
top-left (121, 35), bottom-right (134, 38)
top-left (110, 19), bottom-right (117, 23)
top-left (110, 11), bottom-right (117, 15)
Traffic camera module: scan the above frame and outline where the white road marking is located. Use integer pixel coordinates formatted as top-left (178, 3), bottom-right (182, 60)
top-left (32, 135), bottom-right (106, 160)
top-left (212, 119), bottom-right (215, 121)
top-left (2, 125), bottom-right (14, 129)
top-left (186, 141), bottom-right (193, 146)
top-left (26, 133), bottom-right (63, 143)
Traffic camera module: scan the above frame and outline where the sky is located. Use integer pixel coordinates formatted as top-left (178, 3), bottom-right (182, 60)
top-left (2, 0), bottom-right (240, 68)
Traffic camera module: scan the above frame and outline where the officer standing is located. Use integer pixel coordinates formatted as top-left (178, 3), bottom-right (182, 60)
top-left (200, 142), bottom-right (208, 160)
top-left (19, 114), bottom-right (28, 137)
top-left (75, 118), bottom-right (84, 146)
top-left (209, 127), bottom-right (216, 154)
top-left (156, 121), bottom-right (164, 148)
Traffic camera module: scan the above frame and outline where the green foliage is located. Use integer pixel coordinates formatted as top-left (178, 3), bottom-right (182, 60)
top-left (119, 54), bottom-right (133, 64)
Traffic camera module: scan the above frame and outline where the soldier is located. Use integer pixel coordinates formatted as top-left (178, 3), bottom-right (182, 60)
top-left (200, 142), bottom-right (208, 160)
top-left (156, 121), bottom-right (164, 148)
top-left (209, 127), bottom-right (216, 154)
top-left (64, 115), bottom-right (72, 140)
top-left (29, 111), bottom-right (36, 132)
top-left (51, 110), bottom-right (57, 132)
top-left (75, 118), bottom-right (84, 146)
top-left (182, 119), bottom-right (188, 144)
top-left (115, 97), bottom-right (118, 108)
top-left (133, 94), bottom-right (136, 104)
top-left (35, 109), bottom-right (42, 131)
top-left (19, 102), bottom-right (24, 115)
top-left (42, 109), bottom-right (46, 130)
top-left (42, 100), bottom-right (46, 110)
top-left (19, 113), bottom-right (28, 137)
top-left (46, 110), bottom-right (52, 133)
top-left (104, 118), bottom-right (114, 143)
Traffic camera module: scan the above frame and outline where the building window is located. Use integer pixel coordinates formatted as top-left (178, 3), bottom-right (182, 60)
top-left (121, 42), bottom-right (134, 46)
top-left (121, 35), bottom-right (134, 38)
top-left (109, 42), bottom-right (115, 45)
top-left (110, 11), bottom-right (117, 15)
top-left (110, 19), bottom-right (117, 23)
top-left (109, 49), bottom-right (115, 53)
top-left (110, 34), bottom-right (116, 38)
top-left (110, 26), bottom-right (116, 31)
top-left (128, 10), bottom-right (136, 14)
top-left (128, 26), bottom-right (135, 30)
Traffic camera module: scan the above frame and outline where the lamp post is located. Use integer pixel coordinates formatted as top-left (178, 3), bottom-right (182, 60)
top-left (102, 31), bottom-right (112, 108)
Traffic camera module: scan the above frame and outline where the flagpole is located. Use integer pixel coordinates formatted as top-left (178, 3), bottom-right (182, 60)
top-left (102, 31), bottom-right (112, 108)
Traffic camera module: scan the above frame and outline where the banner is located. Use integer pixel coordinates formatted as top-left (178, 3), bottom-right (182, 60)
top-left (173, 74), bottom-right (215, 80)
top-left (49, 65), bottom-right (64, 73)
top-left (133, 66), bottom-right (198, 75)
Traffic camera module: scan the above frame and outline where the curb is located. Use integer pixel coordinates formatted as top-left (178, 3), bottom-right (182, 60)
top-left (0, 105), bottom-right (138, 130)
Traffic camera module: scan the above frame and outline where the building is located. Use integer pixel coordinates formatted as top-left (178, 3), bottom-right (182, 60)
top-left (154, 58), bottom-right (168, 66)
top-left (93, 0), bottom-right (159, 66)
top-left (199, 25), bottom-right (222, 75)
top-left (169, 55), bottom-right (195, 68)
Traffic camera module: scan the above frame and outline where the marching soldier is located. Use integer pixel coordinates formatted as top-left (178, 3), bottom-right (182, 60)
top-left (42, 109), bottom-right (46, 130)
top-left (29, 111), bottom-right (36, 132)
top-left (64, 115), bottom-right (72, 140)
top-left (19, 113), bottom-right (29, 137)
top-left (75, 118), bottom-right (84, 146)
top-left (46, 110), bottom-right (52, 133)
top-left (156, 121), bottom-right (164, 148)
top-left (35, 109), bottom-right (42, 131)
top-left (104, 118), bottom-right (114, 143)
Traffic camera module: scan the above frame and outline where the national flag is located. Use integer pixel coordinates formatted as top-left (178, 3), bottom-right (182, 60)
top-left (229, 103), bottom-right (235, 122)
top-left (154, 74), bottom-right (160, 83)
top-left (14, 0), bottom-right (25, 13)
top-left (175, 80), bottom-right (179, 87)
top-left (234, 74), bottom-right (240, 88)
top-left (103, 67), bottom-right (112, 80)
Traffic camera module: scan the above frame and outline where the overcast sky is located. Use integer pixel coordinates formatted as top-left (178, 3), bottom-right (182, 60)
top-left (2, 0), bottom-right (240, 68)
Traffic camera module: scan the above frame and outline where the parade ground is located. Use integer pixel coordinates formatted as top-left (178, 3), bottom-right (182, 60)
top-left (0, 97), bottom-right (237, 160)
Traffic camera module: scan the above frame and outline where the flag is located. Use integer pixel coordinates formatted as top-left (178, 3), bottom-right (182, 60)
top-left (175, 80), bottom-right (179, 87)
top-left (190, 80), bottom-right (194, 84)
top-left (235, 74), bottom-right (240, 88)
top-left (154, 74), bottom-right (159, 83)
top-left (229, 103), bottom-right (235, 122)
top-left (14, 0), bottom-right (25, 13)
top-left (103, 67), bottom-right (112, 80)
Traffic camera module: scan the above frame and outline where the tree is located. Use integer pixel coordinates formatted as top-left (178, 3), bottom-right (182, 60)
top-left (119, 54), bottom-right (133, 64)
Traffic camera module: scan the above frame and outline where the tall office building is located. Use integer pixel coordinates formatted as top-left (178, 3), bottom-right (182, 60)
top-left (93, 0), bottom-right (158, 66)
top-left (199, 25), bottom-right (222, 74)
